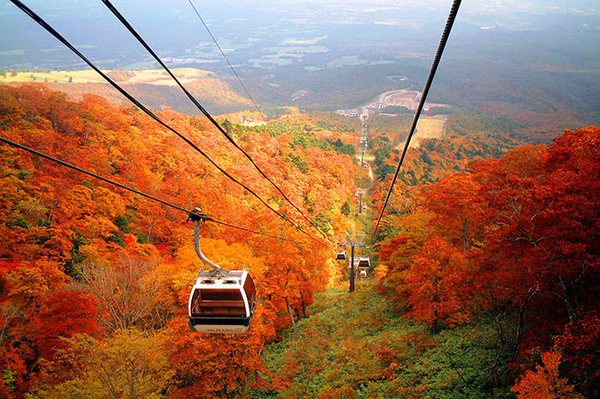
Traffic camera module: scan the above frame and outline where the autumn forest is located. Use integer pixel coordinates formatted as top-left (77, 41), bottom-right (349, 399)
top-left (1, 0), bottom-right (600, 397)
top-left (0, 79), bottom-right (598, 398)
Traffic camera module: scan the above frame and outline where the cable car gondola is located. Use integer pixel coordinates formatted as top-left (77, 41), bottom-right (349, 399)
top-left (336, 251), bottom-right (347, 261)
top-left (187, 209), bottom-right (257, 334)
top-left (188, 269), bottom-right (256, 334)
top-left (358, 257), bottom-right (371, 268)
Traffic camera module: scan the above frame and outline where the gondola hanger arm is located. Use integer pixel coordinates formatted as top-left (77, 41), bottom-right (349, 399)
top-left (187, 207), bottom-right (229, 276)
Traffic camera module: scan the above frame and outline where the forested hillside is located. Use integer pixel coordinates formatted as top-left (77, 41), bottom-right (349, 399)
top-left (0, 83), bottom-right (598, 398)
top-left (259, 126), bottom-right (600, 398)
top-left (0, 84), bottom-right (358, 397)
top-left (328, 112), bottom-right (532, 200)
top-left (374, 126), bottom-right (600, 397)
top-left (2, 0), bottom-right (599, 397)
top-left (1, 69), bottom-right (256, 116)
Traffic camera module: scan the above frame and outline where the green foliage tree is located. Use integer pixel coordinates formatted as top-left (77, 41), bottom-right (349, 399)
top-left (341, 201), bottom-right (351, 216)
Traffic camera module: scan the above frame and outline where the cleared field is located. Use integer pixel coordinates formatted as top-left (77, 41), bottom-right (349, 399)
top-left (0, 70), bottom-right (105, 84)
top-left (327, 55), bottom-right (368, 68)
top-left (406, 115), bottom-right (447, 148)
top-left (248, 56), bottom-right (295, 67)
top-left (0, 67), bottom-right (253, 115)
top-left (124, 68), bottom-right (215, 85)
top-left (375, 89), bottom-right (449, 112)
top-left (282, 35), bottom-right (327, 45)
top-left (356, 154), bottom-right (375, 162)
top-left (0, 68), bottom-right (215, 85)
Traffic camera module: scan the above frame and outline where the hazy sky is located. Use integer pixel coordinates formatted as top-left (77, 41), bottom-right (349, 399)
top-left (1, 0), bottom-right (598, 70)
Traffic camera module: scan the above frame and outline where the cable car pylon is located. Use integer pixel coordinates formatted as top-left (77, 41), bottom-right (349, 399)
top-left (340, 233), bottom-right (366, 293)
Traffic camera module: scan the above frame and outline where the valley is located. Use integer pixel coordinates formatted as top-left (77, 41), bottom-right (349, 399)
top-left (0, 0), bottom-right (599, 398)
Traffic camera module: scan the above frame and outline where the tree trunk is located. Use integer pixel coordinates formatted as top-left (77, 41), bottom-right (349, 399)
top-left (285, 296), bottom-right (296, 332)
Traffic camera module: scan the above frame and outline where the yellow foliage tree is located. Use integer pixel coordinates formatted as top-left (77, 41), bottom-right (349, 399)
top-left (33, 329), bottom-right (174, 399)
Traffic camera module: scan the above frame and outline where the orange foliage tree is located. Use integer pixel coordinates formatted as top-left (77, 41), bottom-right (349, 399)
top-left (377, 126), bottom-right (600, 394)
top-left (404, 235), bottom-right (472, 331)
top-left (511, 350), bottom-right (583, 399)
top-left (0, 83), bottom-right (358, 396)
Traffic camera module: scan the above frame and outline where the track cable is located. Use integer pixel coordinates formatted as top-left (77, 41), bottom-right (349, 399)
top-left (186, 0), bottom-right (267, 122)
top-left (9, 0), bottom-right (327, 246)
top-left (372, 0), bottom-right (462, 239)
top-left (101, 0), bottom-right (327, 239)
top-left (0, 135), bottom-right (309, 245)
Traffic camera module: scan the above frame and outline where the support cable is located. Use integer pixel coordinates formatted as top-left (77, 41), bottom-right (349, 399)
top-left (372, 0), bottom-right (462, 238)
top-left (100, 0), bottom-right (326, 239)
top-left (0, 135), bottom-right (308, 245)
top-left (9, 0), bottom-right (326, 245)
top-left (186, 0), bottom-right (267, 122)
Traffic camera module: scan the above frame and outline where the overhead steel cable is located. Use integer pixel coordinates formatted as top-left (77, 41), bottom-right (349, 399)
top-left (208, 219), bottom-right (304, 244)
top-left (100, 0), bottom-right (327, 239)
top-left (186, 0), bottom-right (267, 122)
top-left (9, 0), bottom-right (326, 246)
top-left (0, 135), bottom-right (308, 245)
top-left (372, 0), bottom-right (462, 238)
top-left (0, 136), bottom-right (190, 214)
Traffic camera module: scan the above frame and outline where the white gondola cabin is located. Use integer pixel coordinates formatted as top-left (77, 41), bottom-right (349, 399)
top-left (187, 208), bottom-right (257, 334)
top-left (188, 269), bottom-right (256, 334)
top-left (336, 251), bottom-right (347, 261)
top-left (358, 257), bottom-right (371, 268)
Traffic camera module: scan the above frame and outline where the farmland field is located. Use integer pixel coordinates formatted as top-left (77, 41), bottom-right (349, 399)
top-left (0, 67), bottom-right (216, 85)
top-left (409, 115), bottom-right (447, 148)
